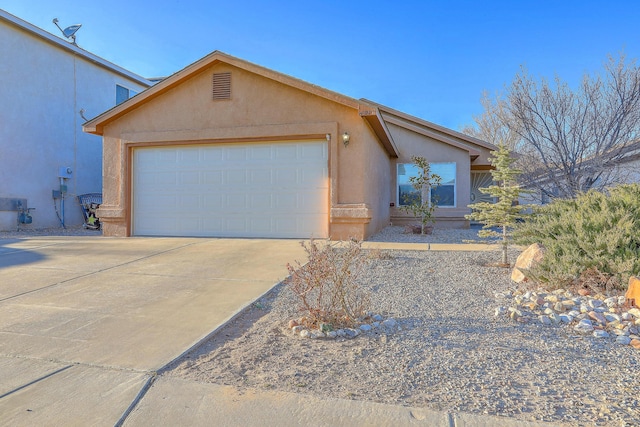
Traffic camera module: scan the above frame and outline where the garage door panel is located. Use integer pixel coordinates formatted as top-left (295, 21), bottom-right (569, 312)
top-left (249, 169), bottom-right (272, 185)
top-left (300, 193), bottom-right (328, 212)
top-left (202, 194), bottom-right (223, 210)
top-left (156, 150), bottom-right (178, 165)
top-left (226, 146), bottom-right (248, 161)
top-left (203, 148), bottom-right (223, 162)
top-left (179, 149), bottom-right (200, 164)
top-left (275, 168), bottom-right (298, 186)
top-left (139, 216), bottom-right (178, 234)
top-left (300, 142), bottom-right (327, 159)
top-left (250, 217), bottom-right (272, 233)
top-left (133, 141), bottom-right (328, 238)
top-left (249, 145), bottom-right (272, 161)
top-left (223, 194), bottom-right (245, 211)
top-left (179, 171), bottom-right (200, 185)
top-left (274, 145), bottom-right (298, 160)
top-left (250, 194), bottom-right (272, 210)
top-left (226, 169), bottom-right (247, 186)
top-left (179, 194), bottom-right (201, 209)
top-left (300, 167), bottom-right (327, 186)
top-left (274, 193), bottom-right (298, 211)
top-left (203, 217), bottom-right (223, 233)
top-left (203, 171), bottom-right (223, 185)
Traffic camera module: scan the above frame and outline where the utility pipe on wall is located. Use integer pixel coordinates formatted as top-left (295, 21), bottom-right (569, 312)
top-left (60, 176), bottom-right (65, 227)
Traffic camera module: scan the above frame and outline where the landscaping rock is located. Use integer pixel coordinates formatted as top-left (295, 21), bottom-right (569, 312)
top-left (495, 284), bottom-right (640, 351)
top-left (511, 243), bottom-right (545, 283)
top-left (578, 288), bottom-right (591, 296)
top-left (574, 319), bottom-right (594, 334)
top-left (344, 328), bottom-right (360, 338)
top-left (495, 306), bottom-right (507, 316)
top-left (588, 311), bottom-right (607, 325)
top-left (616, 336), bottom-right (632, 345)
top-left (540, 315), bottom-right (552, 325)
top-left (382, 318), bottom-right (397, 329)
top-left (626, 276), bottom-right (640, 307)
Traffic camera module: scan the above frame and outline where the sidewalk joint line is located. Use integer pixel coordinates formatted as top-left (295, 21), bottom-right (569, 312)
top-left (0, 364), bottom-right (74, 400)
top-left (114, 373), bottom-right (158, 427)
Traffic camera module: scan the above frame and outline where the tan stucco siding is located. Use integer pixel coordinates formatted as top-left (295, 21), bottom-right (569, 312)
top-left (97, 62), bottom-right (389, 238)
top-left (387, 123), bottom-right (472, 227)
top-left (363, 125), bottom-right (393, 236)
top-left (105, 63), bottom-right (352, 137)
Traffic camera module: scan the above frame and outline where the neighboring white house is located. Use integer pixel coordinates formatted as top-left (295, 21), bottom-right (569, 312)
top-left (0, 9), bottom-right (152, 230)
top-left (518, 140), bottom-right (640, 206)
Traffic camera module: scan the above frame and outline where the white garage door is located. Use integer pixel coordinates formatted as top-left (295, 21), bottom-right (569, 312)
top-left (132, 140), bottom-right (329, 238)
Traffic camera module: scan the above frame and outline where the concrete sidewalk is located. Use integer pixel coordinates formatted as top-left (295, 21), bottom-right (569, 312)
top-left (0, 236), bottom-right (549, 427)
top-left (125, 377), bottom-right (557, 427)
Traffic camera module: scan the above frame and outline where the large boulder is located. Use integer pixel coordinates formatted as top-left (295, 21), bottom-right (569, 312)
top-left (511, 243), bottom-right (545, 283)
top-left (626, 276), bottom-right (640, 307)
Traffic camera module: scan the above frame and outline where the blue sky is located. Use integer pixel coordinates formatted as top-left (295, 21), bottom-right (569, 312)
top-left (4, 1), bottom-right (640, 130)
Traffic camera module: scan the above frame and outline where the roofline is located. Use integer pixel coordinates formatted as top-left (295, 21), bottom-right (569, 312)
top-left (0, 8), bottom-right (152, 87)
top-left (84, 50), bottom-right (364, 135)
top-left (361, 99), bottom-right (498, 152)
top-left (359, 105), bottom-right (399, 157)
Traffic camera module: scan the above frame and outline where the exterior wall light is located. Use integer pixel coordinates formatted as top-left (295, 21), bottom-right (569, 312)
top-left (342, 132), bottom-right (350, 147)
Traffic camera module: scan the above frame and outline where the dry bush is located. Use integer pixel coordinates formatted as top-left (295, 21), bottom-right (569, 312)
top-left (572, 267), bottom-right (621, 295)
top-left (286, 239), bottom-right (371, 329)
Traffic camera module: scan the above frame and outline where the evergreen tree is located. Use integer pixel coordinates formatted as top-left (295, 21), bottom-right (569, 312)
top-left (466, 143), bottom-right (529, 265)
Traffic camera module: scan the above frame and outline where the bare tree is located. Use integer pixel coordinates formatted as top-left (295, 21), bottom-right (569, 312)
top-left (465, 53), bottom-right (640, 199)
top-left (461, 92), bottom-right (521, 151)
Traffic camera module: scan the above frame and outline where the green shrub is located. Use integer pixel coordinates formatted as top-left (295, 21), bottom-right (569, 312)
top-left (513, 184), bottom-right (640, 290)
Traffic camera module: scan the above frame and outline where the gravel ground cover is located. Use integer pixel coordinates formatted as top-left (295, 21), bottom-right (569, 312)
top-left (169, 227), bottom-right (640, 427)
top-left (367, 224), bottom-right (495, 244)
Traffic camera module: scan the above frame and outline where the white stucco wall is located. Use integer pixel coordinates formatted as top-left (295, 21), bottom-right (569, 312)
top-left (0, 13), bottom-right (150, 230)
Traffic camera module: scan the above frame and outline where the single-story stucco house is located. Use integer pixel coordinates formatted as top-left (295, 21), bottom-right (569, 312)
top-left (83, 51), bottom-right (496, 240)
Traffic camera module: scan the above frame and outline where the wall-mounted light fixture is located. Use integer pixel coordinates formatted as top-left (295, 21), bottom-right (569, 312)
top-left (342, 132), bottom-right (350, 147)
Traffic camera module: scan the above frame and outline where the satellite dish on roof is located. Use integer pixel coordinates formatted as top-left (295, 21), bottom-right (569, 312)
top-left (53, 18), bottom-right (82, 45)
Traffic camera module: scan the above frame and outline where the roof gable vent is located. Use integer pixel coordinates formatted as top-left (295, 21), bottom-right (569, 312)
top-left (212, 72), bottom-right (231, 100)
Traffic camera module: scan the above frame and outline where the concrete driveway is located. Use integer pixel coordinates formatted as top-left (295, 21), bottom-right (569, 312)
top-left (0, 236), bottom-right (305, 426)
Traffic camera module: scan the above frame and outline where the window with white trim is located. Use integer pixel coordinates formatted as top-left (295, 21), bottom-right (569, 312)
top-left (116, 84), bottom-right (138, 105)
top-left (397, 162), bottom-right (456, 207)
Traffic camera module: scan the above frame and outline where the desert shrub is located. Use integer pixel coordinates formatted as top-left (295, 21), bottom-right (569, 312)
top-left (286, 239), bottom-right (371, 329)
top-left (513, 184), bottom-right (640, 290)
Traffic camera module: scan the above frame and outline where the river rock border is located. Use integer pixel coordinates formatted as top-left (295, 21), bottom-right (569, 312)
top-left (495, 288), bottom-right (640, 349)
top-left (287, 313), bottom-right (399, 339)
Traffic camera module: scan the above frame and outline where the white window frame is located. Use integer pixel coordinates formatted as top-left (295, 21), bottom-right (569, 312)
top-left (397, 162), bottom-right (456, 208)
top-left (116, 84), bottom-right (138, 105)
